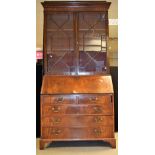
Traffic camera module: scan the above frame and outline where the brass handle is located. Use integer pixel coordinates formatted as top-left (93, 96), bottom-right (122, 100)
top-left (57, 97), bottom-right (63, 103)
top-left (53, 117), bottom-right (61, 124)
top-left (89, 97), bottom-right (98, 103)
top-left (52, 106), bottom-right (60, 113)
top-left (51, 129), bottom-right (62, 135)
top-left (94, 116), bottom-right (103, 123)
top-left (93, 129), bottom-right (102, 136)
top-left (93, 106), bottom-right (102, 113)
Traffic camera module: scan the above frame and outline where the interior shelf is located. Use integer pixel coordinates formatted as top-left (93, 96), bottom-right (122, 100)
top-left (79, 44), bottom-right (106, 47)
top-left (47, 29), bottom-right (73, 31)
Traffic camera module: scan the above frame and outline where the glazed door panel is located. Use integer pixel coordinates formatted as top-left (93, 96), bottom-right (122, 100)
top-left (46, 13), bottom-right (76, 75)
top-left (44, 12), bottom-right (109, 75)
top-left (78, 12), bottom-right (108, 75)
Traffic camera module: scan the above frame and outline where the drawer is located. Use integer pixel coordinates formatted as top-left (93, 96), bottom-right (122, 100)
top-left (78, 95), bottom-right (112, 105)
top-left (42, 95), bottom-right (76, 105)
top-left (42, 127), bottom-right (114, 139)
top-left (42, 115), bottom-right (113, 127)
top-left (42, 104), bottom-right (113, 116)
top-left (41, 95), bottom-right (113, 105)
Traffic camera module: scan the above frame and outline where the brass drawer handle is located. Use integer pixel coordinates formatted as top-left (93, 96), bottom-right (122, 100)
top-left (89, 97), bottom-right (98, 102)
top-left (57, 97), bottom-right (63, 103)
top-left (93, 106), bottom-right (102, 113)
top-left (53, 117), bottom-right (61, 124)
top-left (51, 129), bottom-right (62, 135)
top-left (93, 129), bottom-right (102, 136)
top-left (94, 116), bottom-right (103, 123)
top-left (52, 106), bottom-right (60, 113)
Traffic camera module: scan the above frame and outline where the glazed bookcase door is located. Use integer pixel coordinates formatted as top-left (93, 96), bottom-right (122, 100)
top-left (78, 12), bottom-right (108, 75)
top-left (46, 13), bottom-right (76, 75)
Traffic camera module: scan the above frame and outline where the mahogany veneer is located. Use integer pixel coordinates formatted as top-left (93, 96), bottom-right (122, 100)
top-left (41, 75), bottom-right (113, 94)
top-left (40, 1), bottom-right (116, 149)
top-left (40, 75), bottom-right (116, 149)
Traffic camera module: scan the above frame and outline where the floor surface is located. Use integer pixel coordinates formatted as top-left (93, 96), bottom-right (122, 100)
top-left (36, 133), bottom-right (118, 155)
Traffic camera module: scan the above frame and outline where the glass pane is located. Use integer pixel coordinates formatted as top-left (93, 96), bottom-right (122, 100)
top-left (79, 12), bottom-right (107, 75)
top-left (46, 13), bottom-right (75, 75)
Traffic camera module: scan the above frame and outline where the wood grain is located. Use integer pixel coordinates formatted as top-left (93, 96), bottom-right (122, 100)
top-left (41, 75), bottom-right (113, 94)
top-left (42, 126), bottom-right (114, 139)
top-left (42, 115), bottom-right (114, 127)
top-left (40, 1), bottom-right (116, 150)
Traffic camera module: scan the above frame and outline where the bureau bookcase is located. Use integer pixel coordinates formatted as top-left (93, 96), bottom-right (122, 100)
top-left (40, 1), bottom-right (116, 149)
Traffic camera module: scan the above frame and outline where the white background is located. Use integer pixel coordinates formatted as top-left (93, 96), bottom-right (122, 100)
top-left (0, 0), bottom-right (155, 154)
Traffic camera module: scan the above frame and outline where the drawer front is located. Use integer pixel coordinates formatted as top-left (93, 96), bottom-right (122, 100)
top-left (78, 95), bottom-right (111, 105)
top-left (42, 115), bottom-right (114, 127)
top-left (41, 95), bottom-right (112, 105)
top-left (42, 104), bottom-right (113, 116)
top-left (42, 95), bottom-right (76, 105)
top-left (42, 127), bottom-right (114, 139)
